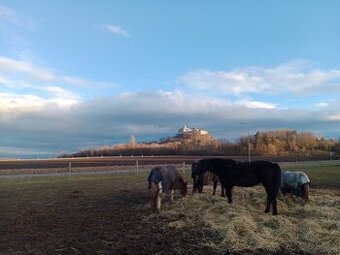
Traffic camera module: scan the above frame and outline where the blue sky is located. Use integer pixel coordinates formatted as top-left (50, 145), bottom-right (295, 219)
top-left (1, 1), bottom-right (340, 158)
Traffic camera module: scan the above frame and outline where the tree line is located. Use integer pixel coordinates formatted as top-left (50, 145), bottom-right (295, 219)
top-left (60, 130), bottom-right (340, 158)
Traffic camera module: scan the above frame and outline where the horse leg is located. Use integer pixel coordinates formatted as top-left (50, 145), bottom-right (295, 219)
top-left (155, 182), bottom-right (163, 213)
top-left (192, 176), bottom-right (197, 194)
top-left (156, 191), bottom-right (162, 213)
top-left (221, 183), bottom-right (225, 197)
top-left (212, 181), bottom-right (217, 195)
top-left (150, 183), bottom-right (158, 212)
top-left (265, 185), bottom-right (279, 215)
top-left (170, 189), bottom-right (174, 204)
top-left (272, 195), bottom-right (278, 215)
top-left (263, 184), bottom-right (271, 214)
top-left (264, 196), bottom-right (271, 214)
top-left (225, 187), bottom-right (233, 203)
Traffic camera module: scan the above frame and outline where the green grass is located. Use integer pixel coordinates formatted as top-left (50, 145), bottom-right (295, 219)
top-left (280, 161), bottom-right (340, 188)
top-left (0, 160), bottom-right (338, 189)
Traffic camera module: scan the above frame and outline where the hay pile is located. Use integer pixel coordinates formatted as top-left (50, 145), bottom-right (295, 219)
top-left (162, 186), bottom-right (340, 254)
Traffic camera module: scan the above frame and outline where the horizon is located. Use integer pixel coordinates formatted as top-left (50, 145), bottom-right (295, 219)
top-left (1, 1), bottom-right (340, 158)
top-left (1, 127), bottom-right (336, 159)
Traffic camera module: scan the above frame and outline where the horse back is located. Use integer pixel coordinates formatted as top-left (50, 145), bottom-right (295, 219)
top-left (251, 161), bottom-right (281, 188)
top-left (230, 161), bottom-right (281, 187)
top-left (151, 165), bottom-right (184, 193)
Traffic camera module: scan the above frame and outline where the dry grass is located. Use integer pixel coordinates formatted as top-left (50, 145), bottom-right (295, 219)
top-left (161, 186), bottom-right (340, 255)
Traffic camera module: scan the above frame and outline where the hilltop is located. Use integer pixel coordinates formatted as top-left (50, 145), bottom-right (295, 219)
top-left (60, 127), bottom-right (340, 158)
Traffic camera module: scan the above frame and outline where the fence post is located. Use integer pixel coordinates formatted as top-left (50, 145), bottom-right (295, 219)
top-left (182, 161), bottom-right (186, 173)
top-left (136, 160), bottom-right (139, 175)
top-left (68, 162), bottom-right (72, 182)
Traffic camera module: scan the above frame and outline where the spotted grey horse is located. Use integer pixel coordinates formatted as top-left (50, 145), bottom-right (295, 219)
top-left (281, 171), bottom-right (310, 203)
top-left (147, 165), bottom-right (188, 212)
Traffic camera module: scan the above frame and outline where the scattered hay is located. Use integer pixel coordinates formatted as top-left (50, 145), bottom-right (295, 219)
top-left (161, 186), bottom-right (340, 255)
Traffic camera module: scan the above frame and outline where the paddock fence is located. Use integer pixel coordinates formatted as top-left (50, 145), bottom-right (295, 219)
top-left (0, 155), bottom-right (338, 179)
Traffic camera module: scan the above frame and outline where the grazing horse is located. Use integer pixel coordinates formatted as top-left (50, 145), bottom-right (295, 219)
top-left (281, 171), bottom-right (310, 204)
top-left (147, 165), bottom-right (188, 213)
top-left (191, 162), bottom-right (225, 197)
top-left (193, 158), bottom-right (282, 215)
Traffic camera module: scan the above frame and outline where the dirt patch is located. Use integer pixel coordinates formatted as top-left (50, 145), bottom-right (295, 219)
top-left (0, 174), bottom-right (217, 254)
top-left (0, 174), bottom-right (339, 255)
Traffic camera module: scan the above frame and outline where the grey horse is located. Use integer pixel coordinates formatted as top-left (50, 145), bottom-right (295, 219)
top-left (147, 165), bottom-right (188, 212)
top-left (281, 171), bottom-right (310, 203)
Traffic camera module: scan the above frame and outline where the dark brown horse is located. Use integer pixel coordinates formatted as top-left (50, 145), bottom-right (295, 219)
top-left (192, 158), bottom-right (282, 215)
top-left (148, 165), bottom-right (188, 212)
top-left (191, 162), bottom-right (225, 197)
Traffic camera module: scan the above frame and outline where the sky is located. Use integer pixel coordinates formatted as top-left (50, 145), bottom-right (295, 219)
top-left (1, 0), bottom-right (340, 158)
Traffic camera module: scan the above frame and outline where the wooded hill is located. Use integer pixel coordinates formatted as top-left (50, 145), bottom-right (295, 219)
top-left (61, 130), bottom-right (340, 158)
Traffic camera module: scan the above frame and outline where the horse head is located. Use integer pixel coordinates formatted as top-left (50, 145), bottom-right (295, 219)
top-left (180, 181), bottom-right (188, 197)
top-left (192, 160), bottom-right (206, 194)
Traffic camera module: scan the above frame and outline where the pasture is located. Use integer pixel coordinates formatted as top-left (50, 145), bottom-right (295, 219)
top-left (0, 161), bottom-right (339, 254)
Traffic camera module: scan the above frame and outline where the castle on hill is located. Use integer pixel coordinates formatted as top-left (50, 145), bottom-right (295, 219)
top-left (177, 125), bottom-right (209, 135)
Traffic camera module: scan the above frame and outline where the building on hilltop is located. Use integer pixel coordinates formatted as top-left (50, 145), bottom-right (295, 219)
top-left (177, 125), bottom-right (208, 135)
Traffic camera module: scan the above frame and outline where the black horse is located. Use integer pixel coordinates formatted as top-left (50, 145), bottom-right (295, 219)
top-left (192, 158), bottom-right (282, 215)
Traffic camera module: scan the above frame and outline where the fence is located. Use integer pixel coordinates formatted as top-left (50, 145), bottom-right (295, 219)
top-left (0, 158), bottom-right (193, 179)
top-left (0, 155), bottom-right (339, 179)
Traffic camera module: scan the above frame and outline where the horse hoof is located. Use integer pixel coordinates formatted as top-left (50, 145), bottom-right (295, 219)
top-left (223, 249), bottom-right (231, 255)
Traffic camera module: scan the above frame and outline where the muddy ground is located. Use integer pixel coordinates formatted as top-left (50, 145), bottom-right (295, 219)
top-left (0, 173), bottom-right (221, 255)
top-left (0, 172), bottom-right (337, 255)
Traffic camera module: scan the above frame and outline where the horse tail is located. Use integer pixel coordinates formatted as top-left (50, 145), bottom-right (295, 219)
top-left (273, 163), bottom-right (282, 192)
top-left (191, 162), bottom-right (198, 178)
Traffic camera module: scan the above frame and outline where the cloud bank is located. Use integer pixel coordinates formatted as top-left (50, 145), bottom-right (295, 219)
top-left (1, 57), bottom-right (340, 157)
top-left (179, 60), bottom-right (340, 96)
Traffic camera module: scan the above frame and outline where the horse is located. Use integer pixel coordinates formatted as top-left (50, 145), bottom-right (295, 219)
top-left (191, 162), bottom-right (225, 197)
top-left (147, 165), bottom-right (188, 213)
top-left (281, 171), bottom-right (310, 204)
top-left (192, 158), bottom-right (282, 215)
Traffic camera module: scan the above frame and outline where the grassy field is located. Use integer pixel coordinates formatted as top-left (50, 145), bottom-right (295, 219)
top-left (0, 161), bottom-right (339, 254)
top-left (280, 160), bottom-right (340, 188)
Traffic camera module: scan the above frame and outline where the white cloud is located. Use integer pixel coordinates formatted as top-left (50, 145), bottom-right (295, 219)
top-left (102, 24), bottom-right (130, 37)
top-left (236, 99), bottom-right (277, 109)
top-left (0, 56), bottom-right (118, 124)
top-left (324, 114), bottom-right (340, 121)
top-left (0, 5), bottom-right (18, 24)
top-left (0, 92), bottom-right (78, 121)
top-left (0, 56), bottom-right (55, 80)
top-left (0, 5), bottom-right (28, 28)
top-left (179, 60), bottom-right (340, 96)
top-left (0, 56), bottom-right (117, 88)
top-left (315, 102), bottom-right (329, 108)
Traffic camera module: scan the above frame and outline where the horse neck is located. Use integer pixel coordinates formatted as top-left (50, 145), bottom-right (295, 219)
top-left (206, 167), bottom-right (221, 180)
